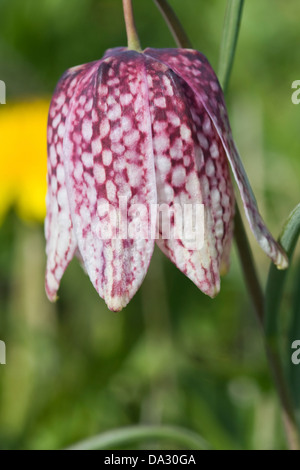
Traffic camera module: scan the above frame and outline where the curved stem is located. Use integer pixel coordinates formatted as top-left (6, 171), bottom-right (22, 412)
top-left (265, 204), bottom-right (300, 338)
top-left (66, 425), bottom-right (210, 450)
top-left (265, 204), bottom-right (300, 449)
top-left (153, 0), bottom-right (192, 48)
top-left (233, 205), bottom-right (264, 324)
top-left (218, 0), bottom-right (299, 450)
top-left (235, 210), bottom-right (299, 449)
top-left (122, 0), bottom-right (141, 51)
top-left (154, 0), bottom-right (299, 450)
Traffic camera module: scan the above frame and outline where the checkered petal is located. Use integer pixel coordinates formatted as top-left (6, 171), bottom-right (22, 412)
top-left (145, 48), bottom-right (288, 270)
top-left (62, 51), bottom-right (157, 311)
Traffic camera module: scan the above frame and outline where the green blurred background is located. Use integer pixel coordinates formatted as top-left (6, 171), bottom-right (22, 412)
top-left (0, 0), bottom-right (300, 450)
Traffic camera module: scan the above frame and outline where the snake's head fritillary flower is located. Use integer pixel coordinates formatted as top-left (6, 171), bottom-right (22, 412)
top-left (45, 47), bottom-right (288, 311)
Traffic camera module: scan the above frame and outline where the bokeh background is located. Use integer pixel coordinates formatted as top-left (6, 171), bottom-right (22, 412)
top-left (0, 0), bottom-right (300, 450)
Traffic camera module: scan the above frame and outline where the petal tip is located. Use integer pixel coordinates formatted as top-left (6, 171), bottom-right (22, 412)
top-left (45, 286), bottom-right (58, 303)
top-left (45, 271), bottom-right (59, 302)
top-left (105, 296), bottom-right (129, 312)
top-left (200, 276), bottom-right (220, 299)
top-left (275, 250), bottom-right (289, 270)
top-left (209, 284), bottom-right (220, 299)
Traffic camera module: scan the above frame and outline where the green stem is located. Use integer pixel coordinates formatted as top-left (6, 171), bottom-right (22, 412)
top-left (153, 0), bottom-right (192, 48)
top-left (265, 204), bottom-right (300, 338)
top-left (154, 0), bottom-right (299, 450)
top-left (66, 425), bottom-right (210, 450)
top-left (233, 205), bottom-right (264, 324)
top-left (122, 0), bottom-right (141, 51)
top-left (265, 204), bottom-right (300, 448)
top-left (217, 0), bottom-right (299, 450)
top-left (218, 0), bottom-right (245, 92)
top-left (235, 208), bottom-right (299, 449)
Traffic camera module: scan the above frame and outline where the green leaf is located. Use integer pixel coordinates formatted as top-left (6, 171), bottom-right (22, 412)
top-left (265, 203), bottom-right (300, 339)
top-left (153, 0), bottom-right (192, 48)
top-left (66, 425), bottom-right (211, 450)
top-left (288, 262), bottom-right (300, 427)
top-left (218, 0), bottom-right (245, 92)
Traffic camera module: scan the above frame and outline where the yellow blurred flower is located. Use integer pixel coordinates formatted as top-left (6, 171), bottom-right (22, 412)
top-left (0, 99), bottom-right (50, 223)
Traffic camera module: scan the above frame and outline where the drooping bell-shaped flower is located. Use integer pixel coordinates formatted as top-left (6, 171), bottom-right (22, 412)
top-left (45, 46), bottom-right (288, 311)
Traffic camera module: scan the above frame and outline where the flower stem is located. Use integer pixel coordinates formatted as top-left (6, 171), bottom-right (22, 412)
top-left (234, 207), bottom-right (300, 450)
top-left (122, 0), bottom-right (141, 51)
top-left (218, 0), bottom-right (299, 450)
top-left (154, 0), bottom-right (300, 450)
top-left (153, 0), bottom-right (192, 48)
top-left (233, 205), bottom-right (264, 323)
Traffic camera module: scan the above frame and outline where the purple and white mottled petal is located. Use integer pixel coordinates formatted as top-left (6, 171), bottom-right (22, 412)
top-left (45, 62), bottom-right (96, 301)
top-left (183, 81), bottom-right (235, 277)
top-left (146, 56), bottom-right (235, 297)
top-left (63, 51), bottom-right (156, 311)
top-left (145, 48), bottom-right (288, 269)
